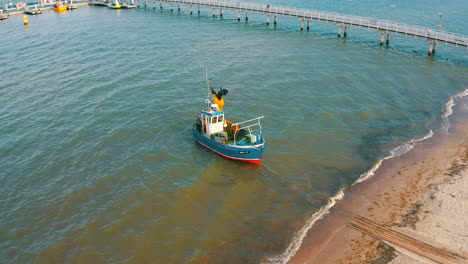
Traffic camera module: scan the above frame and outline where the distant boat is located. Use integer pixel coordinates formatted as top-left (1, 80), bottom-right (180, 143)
top-left (193, 71), bottom-right (266, 164)
top-left (0, 9), bottom-right (8, 20)
top-left (0, 14), bottom-right (8, 20)
top-left (121, 3), bottom-right (135, 8)
top-left (24, 5), bottom-right (42, 15)
top-left (67, 0), bottom-right (77, 9)
top-left (108, 0), bottom-right (121, 9)
top-left (53, 2), bottom-right (67, 12)
top-left (121, 0), bottom-right (135, 8)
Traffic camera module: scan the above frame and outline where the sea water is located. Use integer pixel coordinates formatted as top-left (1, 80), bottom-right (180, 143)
top-left (0, 1), bottom-right (467, 263)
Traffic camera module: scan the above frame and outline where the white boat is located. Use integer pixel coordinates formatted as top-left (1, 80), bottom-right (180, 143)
top-left (0, 9), bottom-right (8, 20)
top-left (24, 5), bottom-right (42, 15)
top-left (67, 0), bottom-right (77, 10)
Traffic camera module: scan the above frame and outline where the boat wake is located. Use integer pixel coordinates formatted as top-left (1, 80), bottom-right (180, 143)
top-left (265, 89), bottom-right (468, 264)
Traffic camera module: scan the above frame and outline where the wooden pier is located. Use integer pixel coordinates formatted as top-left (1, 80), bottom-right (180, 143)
top-left (5, 0), bottom-right (468, 55)
top-left (122, 0), bottom-right (468, 55)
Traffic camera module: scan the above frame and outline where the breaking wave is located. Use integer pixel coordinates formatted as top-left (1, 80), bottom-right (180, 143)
top-left (264, 189), bottom-right (345, 264)
top-left (441, 89), bottom-right (468, 131)
top-left (264, 89), bottom-right (468, 264)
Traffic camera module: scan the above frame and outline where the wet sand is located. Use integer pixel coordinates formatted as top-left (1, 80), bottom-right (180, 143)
top-left (288, 112), bottom-right (468, 263)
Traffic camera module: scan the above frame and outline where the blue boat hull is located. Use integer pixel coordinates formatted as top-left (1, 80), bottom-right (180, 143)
top-left (192, 128), bottom-right (264, 164)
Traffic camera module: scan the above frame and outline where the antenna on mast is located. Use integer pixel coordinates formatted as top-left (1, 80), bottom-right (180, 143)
top-left (205, 66), bottom-right (212, 107)
top-left (205, 66), bottom-right (210, 99)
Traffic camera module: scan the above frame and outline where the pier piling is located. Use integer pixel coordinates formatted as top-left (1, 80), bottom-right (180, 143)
top-left (160, 1), bottom-right (162, 10)
top-left (428, 40), bottom-right (437, 55)
top-left (86, 0), bottom-right (467, 54)
top-left (178, 4), bottom-right (180, 12)
top-left (212, 7), bottom-right (215, 17)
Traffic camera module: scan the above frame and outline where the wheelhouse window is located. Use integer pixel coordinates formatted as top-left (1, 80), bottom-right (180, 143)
top-left (218, 115), bottom-right (223, 122)
top-left (212, 116), bottom-right (218, 123)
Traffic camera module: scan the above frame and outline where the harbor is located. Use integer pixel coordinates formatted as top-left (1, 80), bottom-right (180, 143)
top-left (1, 1), bottom-right (87, 15)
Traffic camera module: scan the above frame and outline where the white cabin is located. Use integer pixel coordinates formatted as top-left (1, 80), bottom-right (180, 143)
top-left (201, 104), bottom-right (225, 137)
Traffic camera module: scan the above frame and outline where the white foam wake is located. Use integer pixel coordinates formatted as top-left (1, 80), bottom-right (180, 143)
top-left (441, 89), bottom-right (468, 131)
top-left (354, 128), bottom-right (433, 185)
top-left (265, 128), bottom-right (435, 264)
top-left (265, 89), bottom-right (467, 264)
top-left (264, 189), bottom-right (345, 264)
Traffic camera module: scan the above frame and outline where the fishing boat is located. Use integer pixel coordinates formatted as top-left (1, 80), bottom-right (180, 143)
top-left (53, 2), bottom-right (67, 12)
top-left (193, 73), bottom-right (266, 164)
top-left (108, 0), bottom-right (121, 9)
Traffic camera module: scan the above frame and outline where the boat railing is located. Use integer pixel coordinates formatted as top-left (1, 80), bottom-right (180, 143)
top-left (231, 116), bottom-right (264, 145)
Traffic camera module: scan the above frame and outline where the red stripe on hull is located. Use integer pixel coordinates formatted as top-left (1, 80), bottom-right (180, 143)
top-left (195, 139), bottom-right (261, 165)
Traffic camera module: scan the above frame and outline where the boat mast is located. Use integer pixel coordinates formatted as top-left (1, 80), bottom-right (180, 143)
top-left (205, 66), bottom-right (210, 99)
top-left (205, 66), bottom-right (211, 109)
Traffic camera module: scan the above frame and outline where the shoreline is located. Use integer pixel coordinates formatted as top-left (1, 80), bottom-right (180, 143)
top-left (280, 93), bottom-right (468, 264)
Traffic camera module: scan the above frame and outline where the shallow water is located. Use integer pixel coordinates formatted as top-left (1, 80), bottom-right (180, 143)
top-left (0, 1), bottom-right (467, 263)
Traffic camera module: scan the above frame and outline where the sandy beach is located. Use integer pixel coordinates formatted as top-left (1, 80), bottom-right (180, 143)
top-left (288, 108), bottom-right (468, 263)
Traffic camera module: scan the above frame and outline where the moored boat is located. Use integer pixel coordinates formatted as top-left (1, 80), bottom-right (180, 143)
top-left (0, 9), bottom-right (8, 20)
top-left (121, 3), bottom-right (135, 8)
top-left (24, 5), bottom-right (42, 15)
top-left (67, 0), bottom-right (76, 9)
top-left (121, 0), bottom-right (135, 8)
top-left (108, 0), bottom-right (121, 9)
top-left (53, 2), bottom-right (67, 12)
top-left (193, 73), bottom-right (266, 164)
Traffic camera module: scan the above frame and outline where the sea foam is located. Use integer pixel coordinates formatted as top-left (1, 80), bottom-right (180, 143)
top-left (266, 89), bottom-right (468, 264)
top-left (264, 188), bottom-right (345, 264)
top-left (442, 89), bottom-right (468, 131)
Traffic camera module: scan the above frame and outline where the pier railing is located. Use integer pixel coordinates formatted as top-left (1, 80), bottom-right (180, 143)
top-left (7, 0), bottom-right (468, 54)
top-left (157, 0), bottom-right (467, 49)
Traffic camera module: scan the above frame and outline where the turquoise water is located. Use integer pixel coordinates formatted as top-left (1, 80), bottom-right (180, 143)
top-left (0, 1), bottom-right (467, 263)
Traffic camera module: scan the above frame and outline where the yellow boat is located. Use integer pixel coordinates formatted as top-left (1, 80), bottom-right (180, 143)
top-left (109, 0), bottom-right (121, 9)
top-left (53, 3), bottom-right (68, 12)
